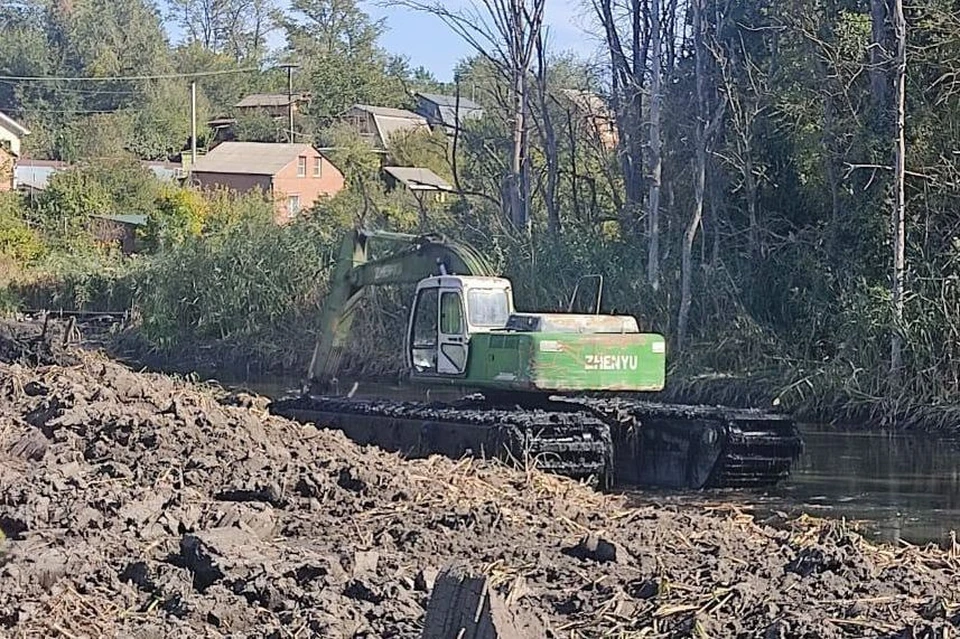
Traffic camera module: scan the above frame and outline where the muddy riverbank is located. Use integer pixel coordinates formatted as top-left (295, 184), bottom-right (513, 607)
top-left (1, 318), bottom-right (959, 637)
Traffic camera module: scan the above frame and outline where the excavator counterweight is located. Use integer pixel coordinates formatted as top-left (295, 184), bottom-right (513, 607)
top-left (270, 229), bottom-right (803, 490)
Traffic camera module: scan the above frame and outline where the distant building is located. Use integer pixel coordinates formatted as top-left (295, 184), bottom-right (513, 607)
top-left (559, 89), bottom-right (618, 151)
top-left (0, 111), bottom-right (30, 191)
top-left (383, 166), bottom-right (453, 203)
top-left (414, 92), bottom-right (483, 133)
top-left (234, 93), bottom-right (311, 120)
top-left (190, 142), bottom-right (345, 222)
top-left (341, 105), bottom-right (429, 150)
top-left (88, 213), bottom-right (147, 255)
top-left (15, 159), bottom-right (182, 195)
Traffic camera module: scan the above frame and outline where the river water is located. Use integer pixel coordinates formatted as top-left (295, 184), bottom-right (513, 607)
top-left (225, 376), bottom-right (960, 546)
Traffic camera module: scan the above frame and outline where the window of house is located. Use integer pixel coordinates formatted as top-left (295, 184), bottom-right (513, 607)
top-left (297, 156), bottom-right (306, 177)
top-left (287, 195), bottom-right (300, 218)
top-left (313, 156), bottom-right (322, 177)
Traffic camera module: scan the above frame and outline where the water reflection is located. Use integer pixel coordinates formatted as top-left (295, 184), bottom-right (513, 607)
top-left (219, 374), bottom-right (960, 546)
top-left (767, 427), bottom-right (960, 545)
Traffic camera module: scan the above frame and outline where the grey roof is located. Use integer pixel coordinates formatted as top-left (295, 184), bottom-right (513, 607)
top-left (351, 104), bottom-right (424, 119)
top-left (415, 92), bottom-right (481, 111)
top-left (92, 213), bottom-right (148, 226)
top-left (15, 159), bottom-right (179, 188)
top-left (14, 164), bottom-right (58, 190)
top-left (0, 111), bottom-right (30, 138)
top-left (235, 93), bottom-right (310, 109)
top-left (191, 142), bottom-right (315, 176)
top-left (384, 166), bottom-right (452, 191)
top-left (415, 92), bottom-right (483, 130)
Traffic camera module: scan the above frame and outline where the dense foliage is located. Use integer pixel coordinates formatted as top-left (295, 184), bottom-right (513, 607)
top-left (2, 0), bottom-right (960, 425)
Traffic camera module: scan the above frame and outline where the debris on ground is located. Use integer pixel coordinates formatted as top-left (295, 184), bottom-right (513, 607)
top-left (0, 319), bottom-right (957, 638)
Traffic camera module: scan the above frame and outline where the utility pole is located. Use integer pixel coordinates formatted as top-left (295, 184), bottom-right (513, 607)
top-left (190, 81), bottom-right (197, 166)
top-left (280, 63), bottom-right (299, 143)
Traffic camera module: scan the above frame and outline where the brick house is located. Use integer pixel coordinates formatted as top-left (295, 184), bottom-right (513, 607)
top-left (190, 142), bottom-right (345, 222)
top-left (0, 111), bottom-right (30, 191)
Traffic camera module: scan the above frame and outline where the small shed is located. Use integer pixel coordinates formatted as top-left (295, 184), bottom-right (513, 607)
top-left (88, 213), bottom-right (147, 255)
top-left (384, 166), bottom-right (453, 228)
top-left (234, 93), bottom-right (311, 119)
top-left (384, 166), bottom-right (453, 195)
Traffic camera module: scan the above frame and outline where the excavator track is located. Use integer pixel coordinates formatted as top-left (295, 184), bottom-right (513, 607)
top-left (563, 398), bottom-right (804, 489)
top-left (270, 394), bottom-right (803, 490)
top-left (270, 395), bottom-right (613, 483)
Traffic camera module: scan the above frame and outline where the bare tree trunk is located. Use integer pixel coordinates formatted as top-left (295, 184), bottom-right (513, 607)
top-left (595, 0), bottom-right (647, 234)
top-left (647, 0), bottom-right (663, 290)
top-left (890, 0), bottom-right (906, 381)
top-left (566, 109), bottom-right (581, 222)
top-left (678, 0), bottom-right (721, 351)
top-left (870, 0), bottom-right (890, 115)
top-left (744, 141), bottom-right (759, 258)
top-left (535, 35), bottom-right (560, 236)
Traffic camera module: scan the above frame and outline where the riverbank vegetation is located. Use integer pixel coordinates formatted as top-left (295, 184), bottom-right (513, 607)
top-left (3, 0), bottom-right (960, 430)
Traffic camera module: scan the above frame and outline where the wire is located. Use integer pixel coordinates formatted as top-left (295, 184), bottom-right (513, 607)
top-left (0, 67), bottom-right (260, 82)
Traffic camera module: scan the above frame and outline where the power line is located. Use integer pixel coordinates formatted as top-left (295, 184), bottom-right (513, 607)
top-left (0, 67), bottom-right (260, 82)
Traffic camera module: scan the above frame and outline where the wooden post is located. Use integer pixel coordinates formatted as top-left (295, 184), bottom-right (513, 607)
top-left (420, 564), bottom-right (545, 639)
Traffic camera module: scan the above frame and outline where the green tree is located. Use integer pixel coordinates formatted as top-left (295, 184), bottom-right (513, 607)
top-left (277, 0), bottom-right (410, 120)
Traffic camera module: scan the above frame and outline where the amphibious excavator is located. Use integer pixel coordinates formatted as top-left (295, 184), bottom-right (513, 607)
top-left (270, 229), bottom-right (803, 489)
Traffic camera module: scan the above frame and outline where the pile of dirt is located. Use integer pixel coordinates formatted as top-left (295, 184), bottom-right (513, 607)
top-left (0, 327), bottom-right (958, 637)
top-left (0, 316), bottom-right (78, 368)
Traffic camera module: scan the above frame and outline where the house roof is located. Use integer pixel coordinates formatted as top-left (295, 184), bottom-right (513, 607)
top-left (348, 105), bottom-right (429, 147)
top-left (14, 159), bottom-right (180, 188)
top-left (351, 104), bottom-right (424, 119)
top-left (415, 93), bottom-right (484, 131)
top-left (384, 166), bottom-right (452, 192)
top-left (415, 92), bottom-right (482, 111)
top-left (92, 213), bottom-right (148, 226)
top-left (0, 111), bottom-right (30, 138)
top-left (191, 142), bottom-right (319, 176)
top-left (235, 93), bottom-right (311, 109)
top-left (559, 89), bottom-right (614, 120)
top-left (14, 161), bottom-right (65, 190)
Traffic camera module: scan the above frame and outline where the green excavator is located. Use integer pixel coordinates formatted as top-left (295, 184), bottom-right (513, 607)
top-left (270, 229), bottom-right (803, 489)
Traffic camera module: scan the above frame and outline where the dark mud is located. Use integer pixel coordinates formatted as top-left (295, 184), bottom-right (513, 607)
top-left (0, 320), bottom-right (958, 638)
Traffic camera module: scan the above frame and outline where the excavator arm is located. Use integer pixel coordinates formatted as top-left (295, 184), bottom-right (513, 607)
top-left (307, 229), bottom-right (496, 392)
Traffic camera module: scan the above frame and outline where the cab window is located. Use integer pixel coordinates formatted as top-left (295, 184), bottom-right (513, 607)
top-left (467, 288), bottom-right (510, 327)
top-left (411, 287), bottom-right (438, 372)
top-left (440, 291), bottom-right (464, 334)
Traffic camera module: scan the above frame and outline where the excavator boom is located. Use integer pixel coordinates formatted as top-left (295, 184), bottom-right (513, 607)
top-left (308, 229), bottom-right (495, 392)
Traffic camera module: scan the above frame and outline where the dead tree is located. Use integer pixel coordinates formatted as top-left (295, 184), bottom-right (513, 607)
top-left (534, 33), bottom-right (561, 236)
top-left (677, 0), bottom-right (725, 351)
top-left (647, 0), bottom-right (663, 289)
top-left (593, 0), bottom-right (649, 235)
top-left (391, 0), bottom-right (546, 236)
top-left (890, 0), bottom-right (906, 380)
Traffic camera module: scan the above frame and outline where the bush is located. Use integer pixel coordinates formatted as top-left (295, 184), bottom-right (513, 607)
top-left (135, 205), bottom-right (335, 349)
top-left (141, 185), bottom-right (208, 251)
top-left (0, 193), bottom-right (45, 264)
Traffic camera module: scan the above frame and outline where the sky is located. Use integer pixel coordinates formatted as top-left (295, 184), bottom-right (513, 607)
top-left (363, 1), bottom-right (600, 82)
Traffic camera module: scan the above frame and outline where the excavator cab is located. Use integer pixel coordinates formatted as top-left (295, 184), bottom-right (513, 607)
top-left (405, 275), bottom-right (515, 377)
top-left (405, 272), bottom-right (668, 393)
